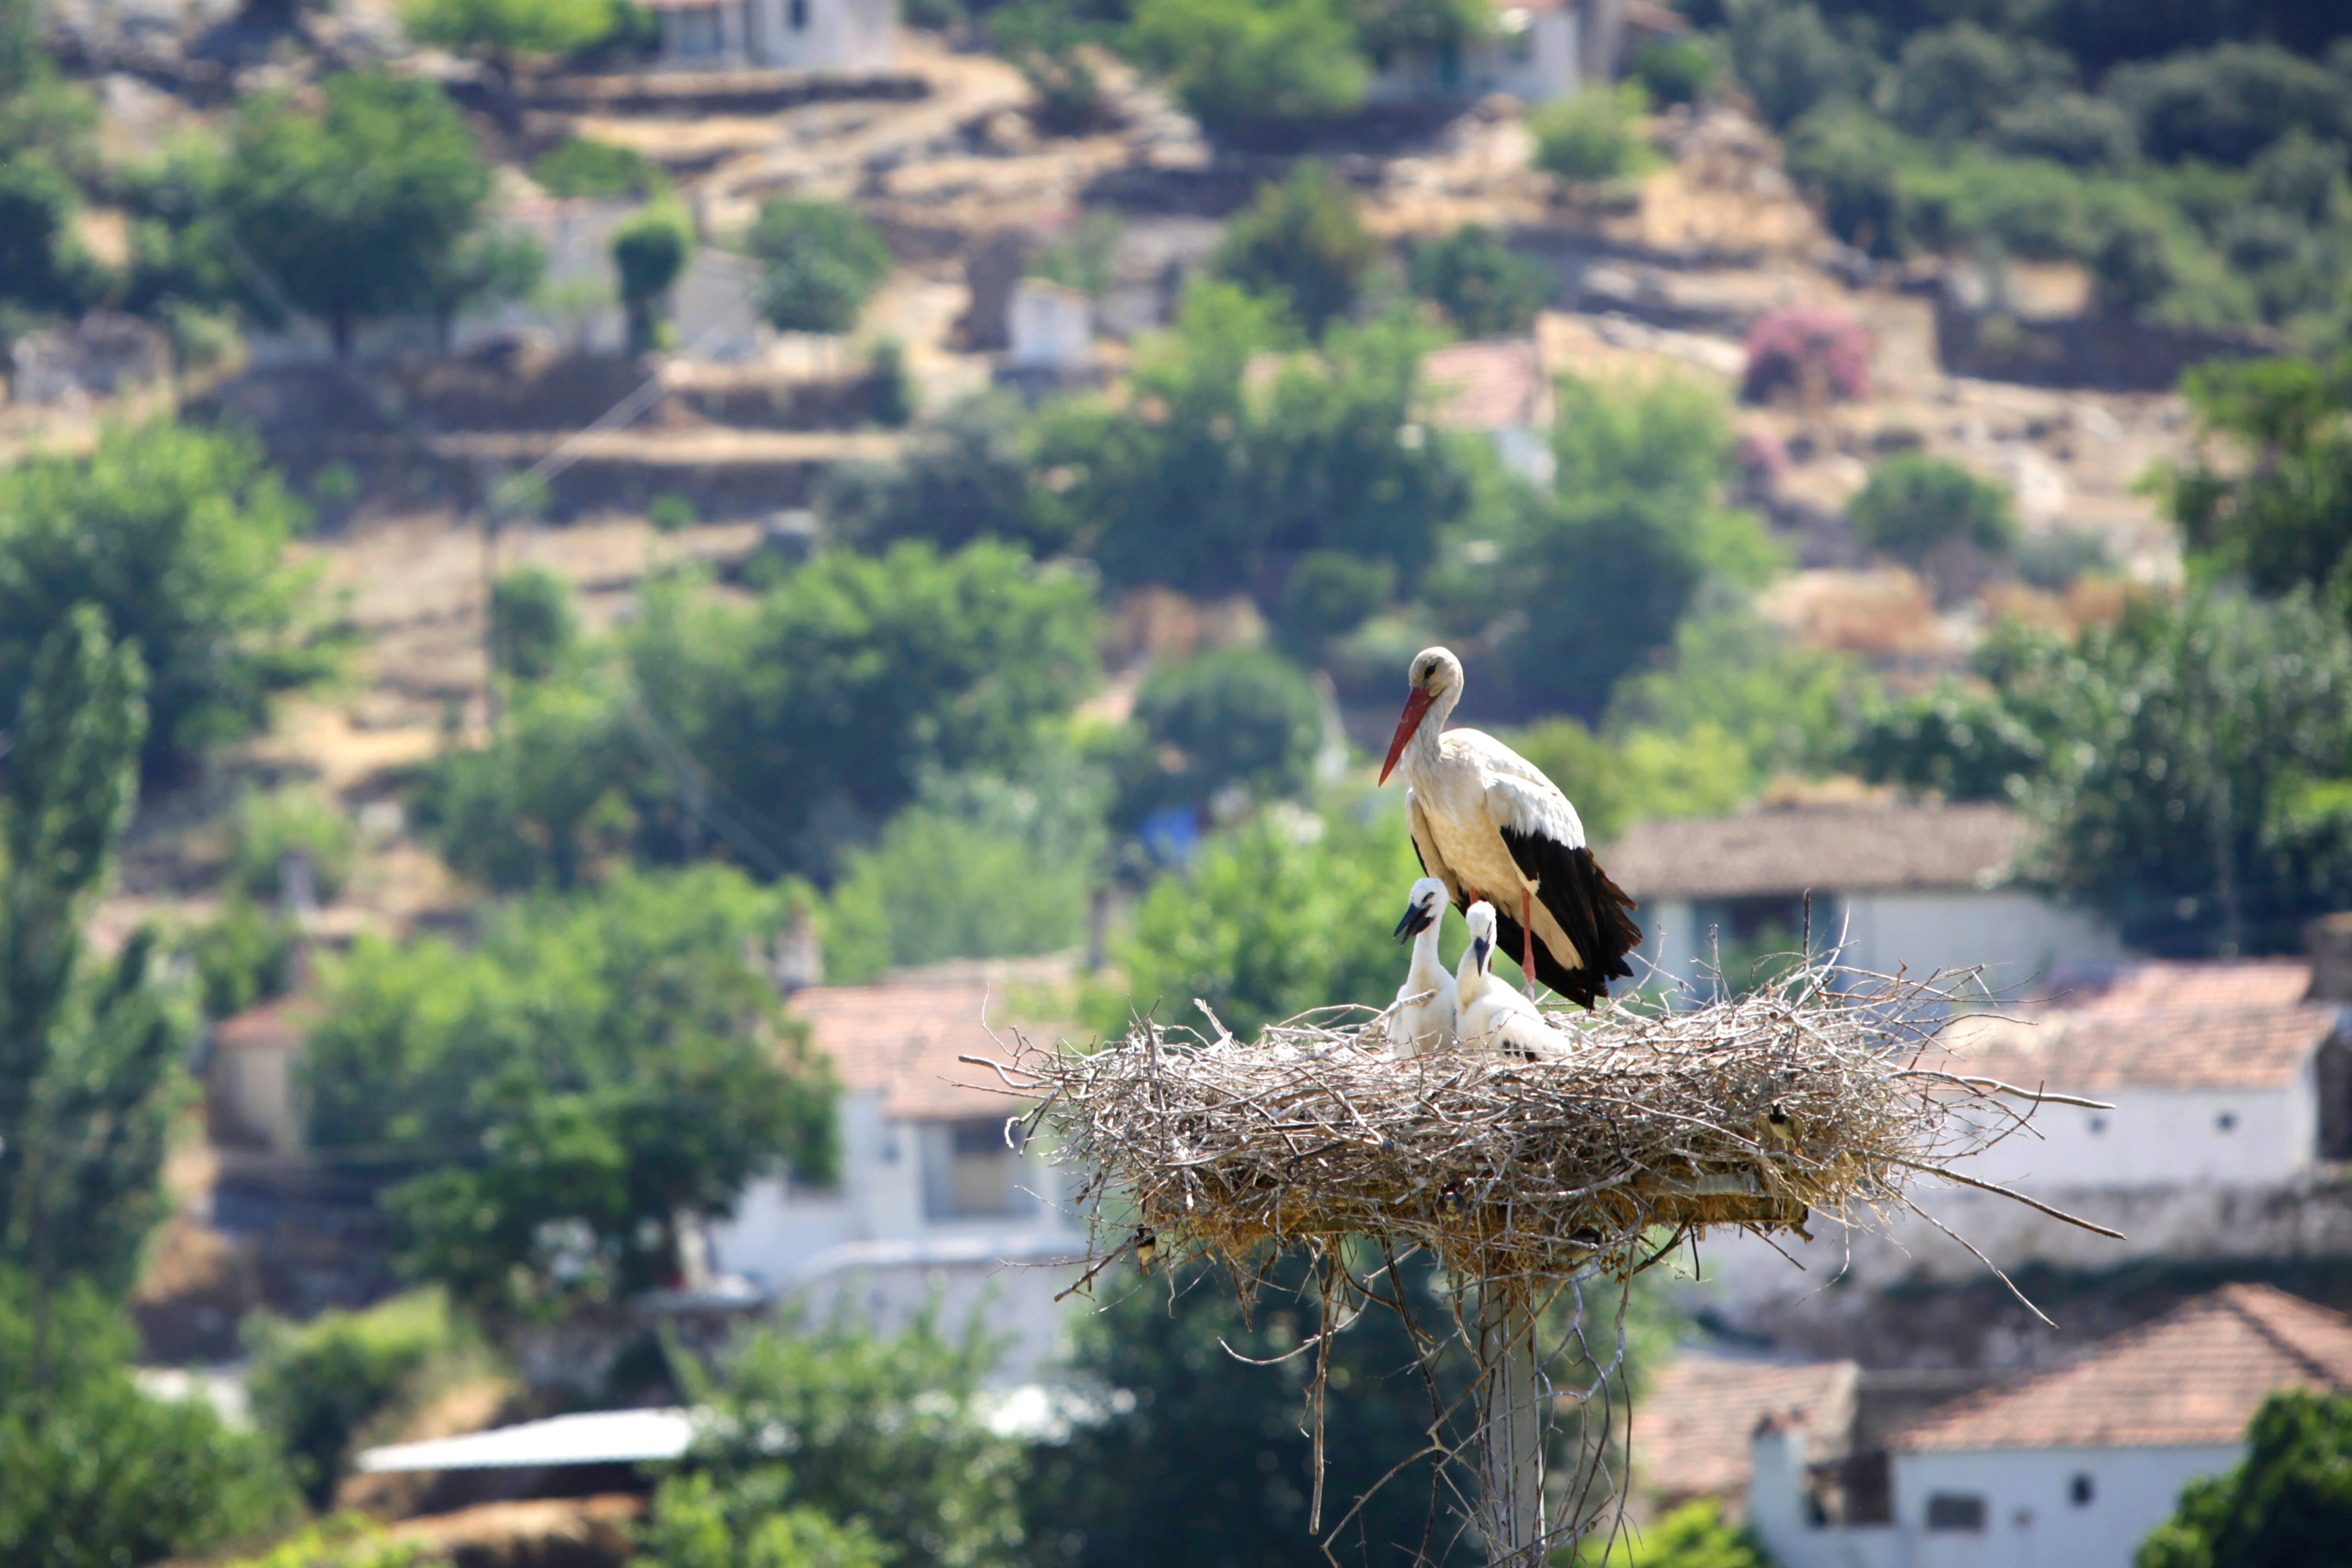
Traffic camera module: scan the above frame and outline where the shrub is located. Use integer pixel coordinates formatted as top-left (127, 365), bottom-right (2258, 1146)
top-left (2105, 42), bottom-right (2350, 167)
top-left (244, 1289), bottom-right (475, 1507)
top-left (1782, 102), bottom-right (1913, 256)
top-left (399, 0), bottom-right (621, 69)
top-left (647, 492), bottom-right (698, 531)
top-left (488, 565), bottom-right (579, 682)
top-left (1531, 83), bottom-right (1657, 186)
top-left (2137, 1389), bottom-right (2352, 1568)
top-left (186, 896), bottom-right (300, 1020)
top-left (817, 393), bottom-right (1049, 553)
top-left (1630, 35), bottom-right (1717, 108)
top-left (231, 784), bottom-right (358, 904)
top-left (744, 197), bottom-right (892, 334)
top-left (1126, 0), bottom-right (1367, 139)
top-left (612, 203), bottom-right (694, 353)
top-left (1741, 304), bottom-right (1870, 405)
top-left (1406, 223), bottom-right (1549, 336)
top-left (531, 136), bottom-right (662, 198)
top-left (1209, 162), bottom-right (1378, 336)
top-left (1847, 453), bottom-right (2015, 564)
top-left (637, 1472), bottom-right (886, 1568)
top-left (1990, 92), bottom-right (2139, 170)
top-left (1278, 548), bottom-right (1394, 656)
top-left (1885, 23), bottom-right (2069, 143)
top-left (0, 153), bottom-right (102, 316)
top-left (867, 336), bottom-right (913, 427)
top-left (1728, 0), bottom-right (1873, 132)
top-left (1122, 646), bottom-right (1324, 819)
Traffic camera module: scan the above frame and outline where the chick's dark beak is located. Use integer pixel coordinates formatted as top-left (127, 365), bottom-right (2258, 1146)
top-left (1471, 935), bottom-right (1492, 972)
top-left (1393, 897), bottom-right (1437, 943)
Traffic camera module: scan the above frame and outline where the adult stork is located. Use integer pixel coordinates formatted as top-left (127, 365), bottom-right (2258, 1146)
top-left (1378, 647), bottom-right (1641, 1009)
top-left (1455, 902), bottom-right (1569, 1059)
top-left (1384, 877), bottom-right (1458, 1058)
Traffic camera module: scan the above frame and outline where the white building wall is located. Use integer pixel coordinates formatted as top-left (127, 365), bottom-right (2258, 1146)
top-left (1008, 281), bottom-right (1093, 370)
top-left (1957, 1083), bottom-right (2308, 1190)
top-left (746, 0), bottom-right (896, 70)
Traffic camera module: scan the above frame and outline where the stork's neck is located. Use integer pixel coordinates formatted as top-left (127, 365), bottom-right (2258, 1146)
top-left (1399, 684), bottom-right (1457, 785)
top-left (1454, 943), bottom-right (1488, 1009)
top-left (1406, 918), bottom-right (1447, 990)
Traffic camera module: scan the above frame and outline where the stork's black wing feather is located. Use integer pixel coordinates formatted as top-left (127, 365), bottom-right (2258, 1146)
top-left (1497, 829), bottom-right (1643, 1009)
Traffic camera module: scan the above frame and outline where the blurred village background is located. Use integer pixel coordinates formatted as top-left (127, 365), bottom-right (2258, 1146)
top-left (5, 0), bottom-right (2352, 1562)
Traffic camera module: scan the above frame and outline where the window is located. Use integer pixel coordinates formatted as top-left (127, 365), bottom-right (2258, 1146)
top-left (2070, 1473), bottom-right (2095, 1506)
top-left (1925, 1493), bottom-right (1987, 1532)
top-left (2216, 1111), bottom-right (2238, 1132)
top-left (920, 1117), bottom-right (1030, 1220)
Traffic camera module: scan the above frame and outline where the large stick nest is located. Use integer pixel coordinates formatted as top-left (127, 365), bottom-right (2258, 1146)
top-left (969, 961), bottom-right (2111, 1291)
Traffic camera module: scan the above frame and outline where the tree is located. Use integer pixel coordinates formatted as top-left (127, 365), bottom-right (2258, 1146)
top-left (0, 1275), bottom-right (299, 1568)
top-left (745, 197), bottom-right (892, 334)
top-left (2161, 353), bottom-right (2352, 606)
top-left (1846, 452), bottom-right (2015, 586)
top-left (421, 227), bottom-right (545, 351)
top-left (2104, 43), bottom-right (2349, 167)
top-left (2138, 1390), bottom-right (2352, 1568)
top-left (1726, 0), bottom-right (1874, 132)
top-left (1531, 84), bottom-right (1658, 185)
top-left (1408, 223), bottom-right (1550, 337)
top-left (1581, 1499), bottom-right (1772, 1567)
top-left (613, 204), bottom-right (694, 354)
top-left (400, 0), bottom-right (621, 79)
top-left (531, 136), bottom-right (664, 199)
top-left (303, 868), bottom-right (839, 1313)
top-left (488, 566), bottom-right (580, 684)
top-left (1126, 0), bottom-right (1367, 141)
top-left (1113, 647), bottom-right (1324, 828)
top-left (1885, 23), bottom-right (2070, 143)
top-left (0, 154), bottom-right (100, 318)
top-left (218, 72), bottom-right (494, 355)
top-left (657, 1309), bottom-right (1026, 1568)
top-left (1209, 163), bottom-right (1378, 337)
top-left (818, 393), bottom-right (1058, 555)
top-left (0, 419), bottom-right (334, 777)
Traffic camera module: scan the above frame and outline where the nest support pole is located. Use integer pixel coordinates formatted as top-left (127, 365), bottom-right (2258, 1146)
top-left (1475, 1285), bottom-right (1546, 1567)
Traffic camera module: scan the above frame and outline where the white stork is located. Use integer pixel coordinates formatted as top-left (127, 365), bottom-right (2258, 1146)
top-left (1384, 876), bottom-right (1458, 1058)
top-left (1379, 646), bottom-right (1641, 1009)
top-left (1455, 902), bottom-right (1570, 1059)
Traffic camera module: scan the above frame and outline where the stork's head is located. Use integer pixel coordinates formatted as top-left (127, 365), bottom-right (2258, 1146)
top-left (1462, 900), bottom-right (1498, 975)
top-left (1393, 876), bottom-right (1449, 943)
top-left (1379, 647), bottom-right (1464, 785)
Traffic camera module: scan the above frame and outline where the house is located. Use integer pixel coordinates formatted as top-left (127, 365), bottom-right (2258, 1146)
top-left (1422, 338), bottom-right (1555, 488)
top-left (1007, 279), bottom-right (1093, 372)
top-left (707, 956), bottom-right (1088, 1382)
top-left (206, 997), bottom-right (317, 1155)
top-left (1603, 802), bottom-right (2127, 1000)
top-left (1367, 0), bottom-right (1630, 107)
top-left (1748, 1284), bottom-right (2352, 1568)
top-left (642, 0), bottom-right (895, 73)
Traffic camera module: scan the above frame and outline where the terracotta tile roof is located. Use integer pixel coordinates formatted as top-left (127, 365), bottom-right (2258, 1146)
top-left (1423, 339), bottom-right (1552, 431)
top-left (1939, 960), bottom-right (2339, 1091)
top-left (1895, 1285), bottom-right (2352, 1452)
top-left (1604, 804), bottom-right (2027, 901)
top-left (786, 957), bottom-right (1073, 1120)
top-left (211, 996), bottom-right (319, 1050)
top-left (1640, 1354), bottom-right (1857, 1503)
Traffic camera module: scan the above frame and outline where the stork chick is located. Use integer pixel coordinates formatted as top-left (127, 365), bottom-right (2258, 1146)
top-left (1455, 902), bottom-right (1571, 1060)
top-left (1385, 877), bottom-right (1458, 1058)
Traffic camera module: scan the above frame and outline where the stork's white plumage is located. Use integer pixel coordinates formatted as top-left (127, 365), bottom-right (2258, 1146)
top-left (1455, 902), bottom-right (1570, 1059)
top-left (1383, 877), bottom-right (1458, 1058)
top-left (1379, 647), bottom-right (1642, 1009)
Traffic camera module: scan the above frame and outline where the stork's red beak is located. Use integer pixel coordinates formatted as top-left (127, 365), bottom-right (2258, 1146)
top-left (1379, 688), bottom-right (1434, 786)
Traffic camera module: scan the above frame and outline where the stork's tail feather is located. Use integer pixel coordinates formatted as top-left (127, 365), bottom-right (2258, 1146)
top-left (1493, 832), bottom-right (1644, 1010)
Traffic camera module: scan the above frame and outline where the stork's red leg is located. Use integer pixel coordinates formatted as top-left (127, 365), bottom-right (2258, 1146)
top-left (1521, 890), bottom-right (1538, 999)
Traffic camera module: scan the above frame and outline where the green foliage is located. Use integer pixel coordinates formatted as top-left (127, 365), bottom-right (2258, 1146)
top-left (990, 0), bottom-right (1114, 136)
top-left (1586, 1499), bottom-right (1774, 1568)
top-left (2163, 353), bottom-right (2352, 603)
top-left (667, 1308), bottom-right (1026, 1568)
top-left (218, 1514), bottom-right (433, 1568)
top-left (0, 420), bottom-right (332, 775)
top-left (1210, 163), bottom-right (1378, 336)
top-left (1407, 223), bottom-right (1549, 337)
top-left (532, 136), bottom-right (664, 199)
top-left (422, 227), bottom-right (546, 349)
top-left (1346, 0), bottom-right (1487, 65)
top-left (1098, 799), bottom-right (1423, 1039)
top-left (1849, 681), bottom-right (2047, 802)
top-left (1847, 453), bottom-right (2016, 566)
top-left (244, 1289), bottom-right (479, 1508)
top-left (2104, 43), bottom-right (2349, 167)
top-left (1885, 23), bottom-right (2069, 143)
top-left (1630, 36), bottom-right (1719, 107)
top-left (819, 751), bottom-right (1106, 983)
top-left (184, 896), bottom-right (300, 1020)
top-left (1127, 0), bottom-right (1367, 139)
top-left (489, 566), bottom-right (580, 683)
top-left (1531, 84), bottom-right (1659, 186)
top-left (1026, 211), bottom-right (1125, 300)
top-left (1036, 285), bottom-right (1473, 601)
top-left (304, 867), bottom-right (838, 1312)
top-left (613, 203), bottom-right (694, 353)
top-left (744, 198), bottom-right (892, 334)
top-left (422, 674), bottom-right (641, 890)
top-left (0, 1273), bottom-right (300, 1568)
top-left (401, 0), bottom-right (622, 63)
top-left (219, 72), bottom-right (495, 353)
top-left (1118, 647), bottom-right (1324, 823)
top-left (0, 154), bottom-right (101, 317)
top-left (819, 395), bottom-right (1053, 554)
top-left (1991, 92), bottom-right (2141, 170)
top-left (637, 1472), bottom-right (888, 1568)
top-left (1277, 548), bottom-right (1394, 658)
top-left (231, 783), bottom-right (358, 903)
top-left (1507, 717), bottom-right (1753, 846)
top-left (1727, 0), bottom-right (1875, 131)
top-left (1433, 374), bottom-right (1783, 719)
top-left (868, 337), bottom-right (915, 428)
top-left (648, 492), bottom-right (698, 532)
top-left (2137, 1389), bottom-right (2352, 1568)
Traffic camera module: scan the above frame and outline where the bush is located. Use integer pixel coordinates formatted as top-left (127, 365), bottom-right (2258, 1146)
top-left (1630, 35), bottom-right (1717, 107)
top-left (489, 565), bottom-right (579, 682)
top-left (1741, 303), bottom-right (1870, 404)
top-left (1122, 646), bottom-right (1324, 820)
top-left (219, 1516), bottom-right (433, 1568)
top-left (1847, 453), bottom-right (2015, 564)
top-left (1406, 223), bottom-right (1549, 337)
top-left (647, 492), bottom-right (698, 532)
top-left (867, 336), bottom-right (914, 427)
top-left (400, 0), bottom-right (621, 67)
top-left (1126, 0), bottom-right (1367, 139)
top-left (245, 1289), bottom-right (476, 1508)
top-left (637, 1473), bottom-right (886, 1568)
top-left (1885, 23), bottom-right (2069, 143)
top-left (231, 784), bottom-right (357, 904)
top-left (2138, 1389), bottom-right (2352, 1568)
top-left (2106, 43), bottom-right (2350, 167)
top-left (1209, 162), bottom-right (1378, 336)
top-left (1531, 83), bottom-right (1657, 185)
top-left (186, 896), bottom-right (300, 1019)
top-left (1728, 0), bottom-right (1873, 132)
top-left (744, 197), bottom-right (892, 334)
top-left (531, 136), bottom-right (662, 198)
top-left (612, 203), bottom-right (694, 353)
top-left (1849, 683), bottom-right (2046, 803)
top-left (0, 153), bottom-right (102, 316)
top-left (0, 419), bottom-right (333, 777)
top-left (1781, 102), bottom-right (1912, 256)
top-left (2165, 353), bottom-right (2352, 601)
top-left (1278, 548), bottom-right (1394, 656)
top-left (1991, 92), bottom-right (2140, 170)
top-left (817, 394), bottom-right (1049, 553)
